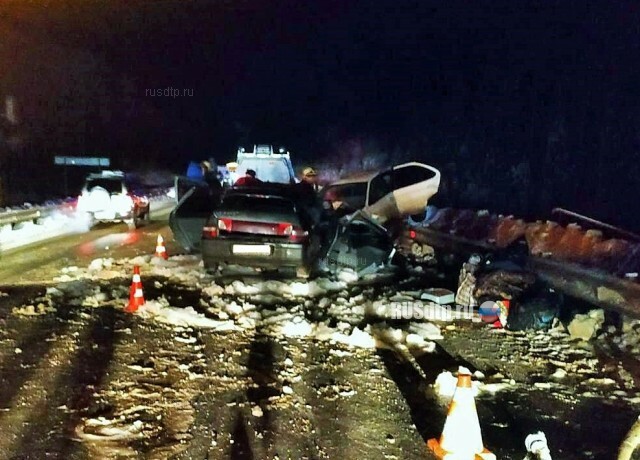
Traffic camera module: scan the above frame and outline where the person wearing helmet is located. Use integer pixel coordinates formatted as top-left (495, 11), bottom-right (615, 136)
top-left (200, 160), bottom-right (212, 175)
top-left (301, 167), bottom-right (319, 191)
top-left (296, 167), bottom-right (337, 273)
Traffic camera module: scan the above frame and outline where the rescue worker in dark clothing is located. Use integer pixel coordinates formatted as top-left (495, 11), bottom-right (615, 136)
top-left (310, 186), bottom-right (358, 273)
top-left (296, 167), bottom-right (322, 230)
top-left (201, 161), bottom-right (223, 205)
top-left (299, 167), bottom-right (320, 192)
top-left (234, 169), bottom-right (263, 186)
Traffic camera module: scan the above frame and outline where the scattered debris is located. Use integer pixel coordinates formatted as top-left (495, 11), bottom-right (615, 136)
top-left (567, 309), bottom-right (605, 341)
top-left (524, 431), bottom-right (552, 460)
top-left (421, 288), bottom-right (455, 304)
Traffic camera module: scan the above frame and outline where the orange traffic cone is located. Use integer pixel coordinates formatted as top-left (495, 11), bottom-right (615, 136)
top-left (125, 265), bottom-right (145, 313)
top-left (154, 234), bottom-right (168, 260)
top-left (427, 368), bottom-right (495, 460)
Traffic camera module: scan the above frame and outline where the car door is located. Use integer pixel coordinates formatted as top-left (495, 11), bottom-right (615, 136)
top-left (364, 162), bottom-right (440, 223)
top-left (169, 179), bottom-right (218, 252)
top-left (325, 212), bottom-right (394, 274)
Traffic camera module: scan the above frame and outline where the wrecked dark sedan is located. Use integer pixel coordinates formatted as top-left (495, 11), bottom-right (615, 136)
top-left (201, 186), bottom-right (310, 275)
top-left (170, 182), bottom-right (309, 273)
top-left (170, 162), bottom-right (441, 277)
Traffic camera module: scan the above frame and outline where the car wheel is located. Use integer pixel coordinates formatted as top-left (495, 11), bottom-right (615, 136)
top-left (87, 213), bottom-right (97, 229)
top-left (273, 267), bottom-right (301, 279)
top-left (204, 262), bottom-right (219, 274)
top-left (295, 266), bottom-right (310, 279)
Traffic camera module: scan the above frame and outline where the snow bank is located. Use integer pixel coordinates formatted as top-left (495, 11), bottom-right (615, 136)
top-left (41, 253), bottom-right (448, 353)
top-left (137, 300), bottom-right (238, 331)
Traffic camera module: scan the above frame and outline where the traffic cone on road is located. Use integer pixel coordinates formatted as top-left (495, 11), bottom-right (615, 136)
top-left (125, 265), bottom-right (145, 313)
top-left (427, 368), bottom-right (495, 459)
top-left (154, 234), bottom-right (168, 260)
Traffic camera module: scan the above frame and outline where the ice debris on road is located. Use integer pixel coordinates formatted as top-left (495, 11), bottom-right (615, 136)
top-left (40, 254), bottom-right (447, 353)
top-left (17, 253), bottom-right (640, 409)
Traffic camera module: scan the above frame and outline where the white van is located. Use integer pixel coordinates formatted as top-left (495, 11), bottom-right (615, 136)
top-left (234, 145), bottom-right (296, 184)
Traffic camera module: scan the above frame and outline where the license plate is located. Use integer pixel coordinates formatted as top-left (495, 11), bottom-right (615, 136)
top-left (232, 244), bottom-right (272, 255)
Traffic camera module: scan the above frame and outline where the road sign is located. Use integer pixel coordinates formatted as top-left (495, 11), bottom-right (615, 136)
top-left (54, 156), bottom-right (110, 167)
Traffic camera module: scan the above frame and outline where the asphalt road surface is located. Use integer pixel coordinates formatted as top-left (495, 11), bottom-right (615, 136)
top-left (0, 204), bottom-right (638, 459)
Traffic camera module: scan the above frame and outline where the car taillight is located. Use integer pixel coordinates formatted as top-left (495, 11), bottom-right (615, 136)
top-left (289, 226), bottom-right (309, 243)
top-left (275, 222), bottom-right (308, 242)
top-left (277, 222), bottom-right (293, 235)
top-left (202, 226), bottom-right (219, 239)
top-left (127, 192), bottom-right (145, 205)
top-left (218, 218), bottom-right (233, 232)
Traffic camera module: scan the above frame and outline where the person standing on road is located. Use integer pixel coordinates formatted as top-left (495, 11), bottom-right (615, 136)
top-left (299, 167), bottom-right (320, 192)
top-left (234, 169), bottom-right (263, 186)
top-left (296, 167), bottom-right (322, 229)
top-left (201, 161), bottom-right (223, 203)
top-left (296, 167), bottom-right (341, 274)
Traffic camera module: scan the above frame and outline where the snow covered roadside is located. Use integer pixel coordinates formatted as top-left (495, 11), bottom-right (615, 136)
top-left (0, 195), bottom-right (175, 253)
top-left (0, 210), bottom-right (90, 252)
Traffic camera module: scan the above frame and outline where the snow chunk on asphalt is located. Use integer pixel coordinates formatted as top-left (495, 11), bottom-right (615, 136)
top-left (225, 302), bottom-right (244, 317)
top-left (138, 300), bottom-right (238, 331)
top-left (88, 258), bottom-right (114, 272)
top-left (202, 283), bottom-right (225, 297)
top-left (74, 419), bottom-right (144, 442)
top-left (280, 318), bottom-right (314, 337)
top-left (226, 281), bottom-right (261, 295)
top-left (149, 257), bottom-right (178, 267)
top-left (408, 322), bottom-right (443, 340)
top-left (337, 269), bottom-right (358, 284)
top-left (405, 333), bottom-right (436, 353)
top-left (13, 303), bottom-right (54, 316)
top-left (224, 278), bottom-right (346, 298)
top-left (82, 290), bottom-right (108, 307)
top-left (434, 370), bottom-right (482, 398)
top-left (129, 255), bottom-right (152, 266)
top-left (331, 327), bottom-right (377, 349)
top-left (46, 287), bottom-right (64, 297)
top-left (169, 254), bottom-right (201, 263)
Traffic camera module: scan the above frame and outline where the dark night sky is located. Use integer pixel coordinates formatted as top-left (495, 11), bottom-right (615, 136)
top-left (4, 1), bottom-right (637, 149)
top-left (2, 0), bottom-right (640, 226)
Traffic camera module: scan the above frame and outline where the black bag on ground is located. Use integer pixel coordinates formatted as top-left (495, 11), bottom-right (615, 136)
top-left (505, 287), bottom-right (562, 331)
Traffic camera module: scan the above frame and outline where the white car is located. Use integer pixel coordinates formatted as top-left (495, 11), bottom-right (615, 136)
top-left (77, 171), bottom-right (150, 229)
top-left (320, 162), bottom-right (441, 224)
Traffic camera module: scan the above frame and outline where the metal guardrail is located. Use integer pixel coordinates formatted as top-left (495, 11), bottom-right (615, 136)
top-left (0, 207), bottom-right (50, 227)
top-left (0, 201), bottom-right (81, 227)
top-left (400, 226), bottom-right (640, 319)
